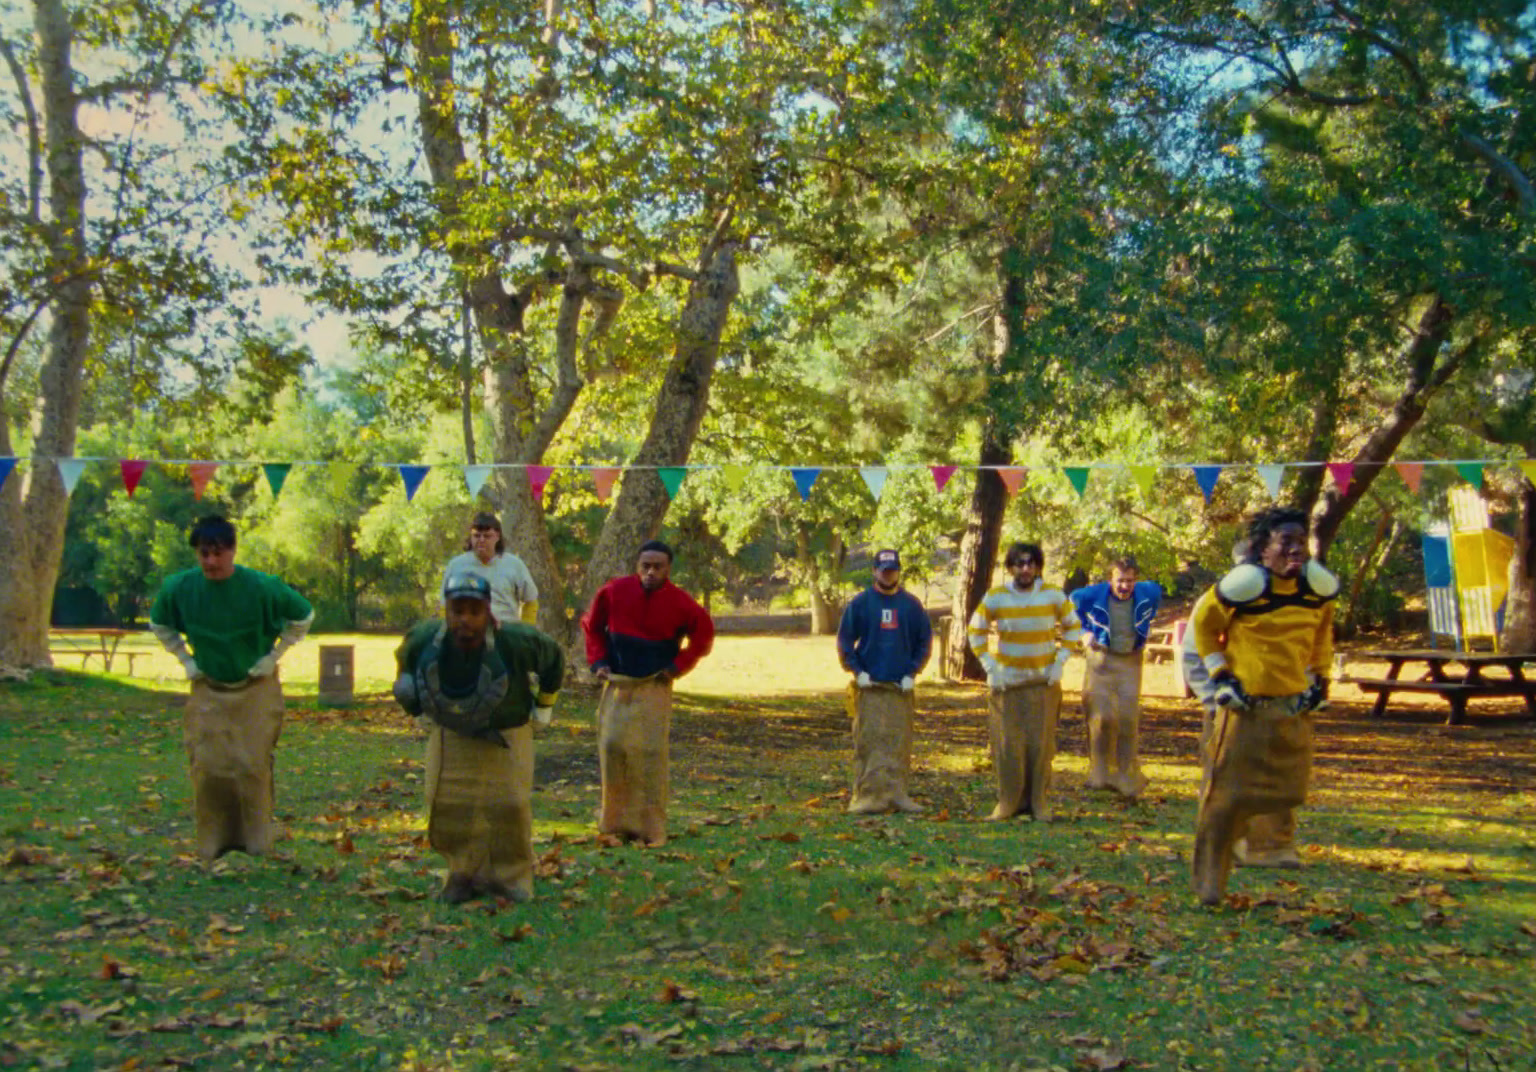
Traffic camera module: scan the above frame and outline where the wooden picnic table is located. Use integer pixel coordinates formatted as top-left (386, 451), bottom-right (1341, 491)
top-left (48, 628), bottom-right (144, 675)
top-left (1344, 649), bottom-right (1536, 725)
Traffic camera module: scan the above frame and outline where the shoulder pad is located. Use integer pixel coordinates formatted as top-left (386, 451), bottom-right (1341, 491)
top-left (1303, 560), bottom-right (1340, 600)
top-left (1216, 563), bottom-right (1268, 605)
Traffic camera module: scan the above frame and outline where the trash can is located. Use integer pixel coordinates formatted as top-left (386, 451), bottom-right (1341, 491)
top-left (318, 645), bottom-right (355, 707)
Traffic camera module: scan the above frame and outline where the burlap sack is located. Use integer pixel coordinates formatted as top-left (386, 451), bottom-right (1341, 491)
top-left (1197, 707), bottom-right (1298, 868)
top-left (425, 722), bottom-right (534, 897)
top-left (1193, 696), bottom-right (1313, 902)
top-left (597, 674), bottom-right (673, 845)
top-left (1083, 648), bottom-right (1147, 797)
top-left (846, 683), bottom-right (918, 814)
top-left (183, 675), bottom-right (285, 860)
top-left (986, 682), bottom-right (1060, 821)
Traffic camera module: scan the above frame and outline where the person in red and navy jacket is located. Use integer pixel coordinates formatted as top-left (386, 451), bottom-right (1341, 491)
top-left (580, 540), bottom-right (714, 845)
top-left (582, 540), bottom-right (715, 681)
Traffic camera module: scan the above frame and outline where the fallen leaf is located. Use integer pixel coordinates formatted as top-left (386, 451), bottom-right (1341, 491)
top-left (1453, 1010), bottom-right (1486, 1035)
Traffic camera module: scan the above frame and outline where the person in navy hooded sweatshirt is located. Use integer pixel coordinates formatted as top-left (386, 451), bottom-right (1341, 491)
top-left (836, 549), bottom-right (933, 814)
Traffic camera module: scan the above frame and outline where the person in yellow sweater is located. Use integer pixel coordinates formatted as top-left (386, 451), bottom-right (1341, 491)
top-left (1190, 507), bottom-right (1337, 905)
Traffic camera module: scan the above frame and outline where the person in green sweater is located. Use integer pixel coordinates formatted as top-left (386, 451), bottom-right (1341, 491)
top-left (394, 572), bottom-right (564, 904)
top-left (150, 516), bottom-right (314, 860)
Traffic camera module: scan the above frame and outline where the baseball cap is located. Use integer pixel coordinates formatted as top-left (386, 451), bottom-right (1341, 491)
top-left (873, 549), bottom-right (901, 571)
top-left (443, 572), bottom-right (493, 602)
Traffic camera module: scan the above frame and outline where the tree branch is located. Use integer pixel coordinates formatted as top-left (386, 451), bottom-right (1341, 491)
top-left (1327, 0), bottom-right (1431, 102)
top-left (0, 36), bottom-right (41, 224)
top-left (1460, 132), bottom-right (1536, 218)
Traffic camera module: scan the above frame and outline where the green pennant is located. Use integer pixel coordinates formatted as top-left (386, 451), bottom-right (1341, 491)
top-left (262, 463), bottom-right (292, 497)
top-left (1454, 462), bottom-right (1484, 489)
top-left (1063, 466), bottom-right (1090, 497)
top-left (657, 467), bottom-right (688, 499)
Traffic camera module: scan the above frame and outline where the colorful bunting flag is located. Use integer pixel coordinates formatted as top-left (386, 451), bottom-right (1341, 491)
top-left (721, 464), bottom-right (749, 492)
top-left (998, 466), bottom-right (1026, 495)
top-left (400, 464), bottom-right (430, 502)
top-left (860, 467), bottom-right (888, 501)
top-left (526, 465), bottom-right (553, 503)
top-left (464, 464), bottom-right (492, 499)
top-left (1519, 460), bottom-right (1536, 487)
top-left (1454, 462), bottom-right (1484, 490)
top-left (121, 460), bottom-right (148, 497)
top-left (1326, 462), bottom-right (1354, 497)
top-left (262, 463), bottom-right (291, 498)
top-left (1127, 465), bottom-right (1157, 497)
top-left (1394, 462), bottom-right (1423, 493)
top-left (188, 461), bottom-right (218, 500)
top-left (57, 458), bottom-right (88, 495)
top-left (931, 465), bottom-right (957, 493)
top-left (0, 457), bottom-right (14, 492)
top-left (592, 467), bottom-right (619, 502)
top-left (658, 467), bottom-right (687, 499)
top-left (790, 467), bottom-right (820, 501)
top-left (1191, 465), bottom-right (1222, 503)
top-left (1063, 467), bottom-right (1090, 497)
top-left (1255, 464), bottom-right (1285, 499)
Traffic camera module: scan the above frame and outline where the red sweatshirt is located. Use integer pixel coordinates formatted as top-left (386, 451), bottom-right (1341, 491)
top-left (581, 575), bottom-right (715, 678)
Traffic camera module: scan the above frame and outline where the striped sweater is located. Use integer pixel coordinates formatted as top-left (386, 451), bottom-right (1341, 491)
top-left (967, 579), bottom-right (1083, 686)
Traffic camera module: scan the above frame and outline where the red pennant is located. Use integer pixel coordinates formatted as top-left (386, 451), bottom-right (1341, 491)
top-left (1394, 462), bottom-right (1423, 493)
top-left (527, 465), bottom-right (554, 503)
top-left (1326, 462), bottom-right (1354, 497)
top-left (997, 467), bottom-right (1026, 495)
top-left (120, 460), bottom-right (148, 497)
top-left (931, 465), bottom-right (958, 492)
top-left (188, 462), bottom-right (218, 501)
top-left (592, 467), bottom-right (619, 502)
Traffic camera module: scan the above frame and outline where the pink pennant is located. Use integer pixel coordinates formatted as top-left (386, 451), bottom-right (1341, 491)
top-left (120, 460), bottom-right (148, 497)
top-left (1326, 462), bottom-right (1354, 497)
top-left (527, 465), bottom-right (554, 503)
top-left (997, 466), bottom-right (1026, 495)
top-left (592, 467), bottom-right (619, 503)
top-left (188, 462), bottom-right (218, 501)
top-left (1394, 462), bottom-right (1423, 493)
top-left (931, 465), bottom-right (958, 493)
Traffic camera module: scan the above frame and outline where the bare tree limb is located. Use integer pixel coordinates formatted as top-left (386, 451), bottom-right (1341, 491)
top-left (0, 36), bottom-right (41, 224)
top-left (652, 260), bottom-right (699, 282)
top-left (1460, 132), bottom-right (1536, 218)
top-left (1327, 0), bottom-right (1431, 102)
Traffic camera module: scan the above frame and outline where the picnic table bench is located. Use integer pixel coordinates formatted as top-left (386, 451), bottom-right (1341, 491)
top-left (1142, 625), bottom-right (1180, 664)
top-left (1342, 649), bottom-right (1536, 725)
top-left (48, 628), bottom-right (146, 675)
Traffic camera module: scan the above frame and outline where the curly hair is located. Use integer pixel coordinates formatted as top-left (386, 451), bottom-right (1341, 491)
top-left (1245, 507), bottom-right (1309, 560)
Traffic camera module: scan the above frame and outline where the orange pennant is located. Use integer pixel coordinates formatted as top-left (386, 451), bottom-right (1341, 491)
top-left (592, 467), bottom-right (620, 502)
top-left (188, 462), bottom-right (218, 501)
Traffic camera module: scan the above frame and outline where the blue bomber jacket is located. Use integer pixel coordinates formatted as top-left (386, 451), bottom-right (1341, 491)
top-left (1070, 580), bottom-right (1162, 652)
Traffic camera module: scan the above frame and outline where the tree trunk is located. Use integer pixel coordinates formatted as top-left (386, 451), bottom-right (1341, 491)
top-left (1289, 361), bottom-right (1343, 519)
top-left (796, 522), bottom-right (844, 636)
top-left (1501, 477), bottom-right (1536, 654)
top-left (945, 428), bottom-right (1010, 680)
top-left (1339, 508), bottom-right (1394, 638)
top-left (1311, 296), bottom-right (1463, 559)
top-left (570, 241), bottom-right (740, 661)
top-left (0, 0), bottom-right (92, 667)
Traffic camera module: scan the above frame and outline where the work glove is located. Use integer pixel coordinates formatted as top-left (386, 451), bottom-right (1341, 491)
top-left (255, 612), bottom-right (313, 679)
top-left (248, 652), bottom-right (279, 678)
top-left (1210, 670), bottom-right (1252, 712)
top-left (392, 672), bottom-right (422, 716)
top-left (1045, 650), bottom-right (1069, 687)
top-left (855, 671), bottom-right (872, 689)
top-left (177, 652), bottom-right (203, 682)
top-left (899, 675), bottom-right (914, 693)
top-left (1299, 673), bottom-right (1329, 714)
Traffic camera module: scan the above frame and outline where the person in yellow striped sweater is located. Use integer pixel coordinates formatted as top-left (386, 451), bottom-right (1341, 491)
top-left (1190, 507), bottom-right (1337, 905)
top-left (967, 541), bottom-right (1083, 821)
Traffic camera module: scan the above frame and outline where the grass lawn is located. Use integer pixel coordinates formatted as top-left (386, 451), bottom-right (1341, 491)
top-left (2, 636), bottom-right (1534, 1070)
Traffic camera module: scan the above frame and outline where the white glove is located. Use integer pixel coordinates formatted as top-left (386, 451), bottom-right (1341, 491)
top-left (1211, 671), bottom-right (1252, 711)
top-left (248, 652), bottom-right (279, 678)
top-left (177, 652), bottom-right (203, 681)
top-left (855, 671), bottom-right (872, 688)
top-left (533, 706), bottom-right (553, 726)
top-left (1046, 651), bottom-right (1068, 686)
top-left (899, 675), bottom-right (914, 693)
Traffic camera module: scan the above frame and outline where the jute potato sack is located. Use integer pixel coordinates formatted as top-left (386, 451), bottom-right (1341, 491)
top-left (1083, 648), bottom-right (1148, 798)
top-left (182, 676), bottom-right (284, 860)
top-left (845, 683), bottom-right (917, 814)
top-left (597, 674), bottom-right (673, 845)
top-left (987, 682), bottom-right (1059, 821)
top-left (425, 722), bottom-right (534, 898)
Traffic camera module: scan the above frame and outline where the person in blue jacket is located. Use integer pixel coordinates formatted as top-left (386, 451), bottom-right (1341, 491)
top-left (836, 549), bottom-right (933, 814)
top-left (1070, 555), bottom-right (1162, 798)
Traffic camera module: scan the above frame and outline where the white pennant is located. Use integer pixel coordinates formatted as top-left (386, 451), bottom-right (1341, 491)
top-left (56, 458), bottom-right (88, 495)
top-left (464, 464), bottom-right (492, 499)
top-left (860, 466), bottom-right (888, 501)
top-left (1256, 464), bottom-right (1285, 499)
